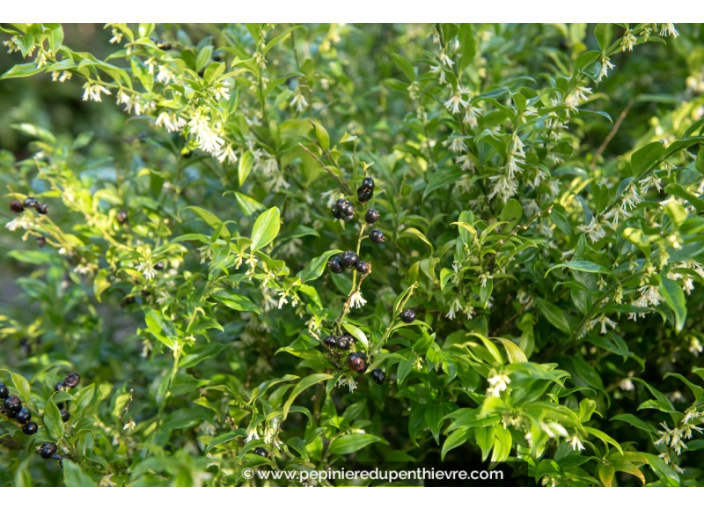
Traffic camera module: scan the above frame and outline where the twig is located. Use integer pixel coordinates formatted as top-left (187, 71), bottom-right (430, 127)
top-left (298, 143), bottom-right (353, 194)
top-left (592, 99), bottom-right (633, 168)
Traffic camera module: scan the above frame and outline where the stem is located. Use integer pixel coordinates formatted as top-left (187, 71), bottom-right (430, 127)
top-left (298, 143), bottom-right (353, 194)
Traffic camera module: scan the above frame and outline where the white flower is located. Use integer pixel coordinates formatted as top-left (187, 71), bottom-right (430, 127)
top-left (462, 104), bottom-right (481, 128)
top-left (277, 293), bottom-right (289, 309)
top-left (597, 55), bottom-right (615, 82)
top-left (622, 185), bottom-right (642, 210)
top-left (449, 137), bottom-right (467, 153)
top-left (444, 89), bottom-right (468, 114)
top-left (350, 291), bottom-right (367, 309)
top-left (619, 378), bottom-right (635, 391)
top-left (245, 430), bottom-right (260, 442)
top-left (289, 91), bottom-right (309, 113)
top-left (430, 65), bottom-right (446, 84)
top-left (109, 27), bottom-right (123, 44)
top-left (488, 174), bottom-right (518, 202)
top-left (487, 372), bottom-right (511, 397)
top-left (621, 31), bottom-right (637, 52)
top-left (439, 52), bottom-right (454, 66)
top-left (579, 218), bottom-right (606, 243)
top-left (136, 260), bottom-right (157, 280)
top-left (689, 338), bottom-right (703, 356)
top-left (5, 216), bottom-right (34, 232)
top-left (145, 57), bottom-right (158, 75)
top-left (212, 82), bottom-right (231, 101)
top-left (156, 111), bottom-right (186, 133)
top-left (215, 144), bottom-right (238, 165)
top-left (569, 435), bottom-right (585, 451)
top-left (156, 65), bottom-right (174, 84)
top-left (116, 90), bottom-right (142, 115)
top-left (660, 24), bottom-right (679, 38)
top-left (51, 71), bottom-right (72, 83)
top-left (456, 154), bottom-right (474, 171)
top-left (337, 375), bottom-right (357, 393)
top-left (82, 83), bottom-right (111, 102)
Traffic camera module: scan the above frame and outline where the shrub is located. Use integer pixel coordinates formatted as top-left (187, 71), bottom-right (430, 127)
top-left (1, 23), bottom-right (704, 487)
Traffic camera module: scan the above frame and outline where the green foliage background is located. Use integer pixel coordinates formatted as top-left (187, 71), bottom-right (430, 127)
top-left (1, 23), bottom-right (704, 487)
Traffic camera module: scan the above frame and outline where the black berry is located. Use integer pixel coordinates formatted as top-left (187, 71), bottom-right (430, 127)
top-left (37, 236), bottom-right (47, 248)
top-left (60, 409), bottom-right (70, 422)
top-left (324, 335), bottom-right (338, 348)
top-left (347, 352), bottom-right (368, 374)
top-left (355, 260), bottom-right (370, 274)
top-left (253, 447), bottom-right (268, 457)
top-left (371, 368), bottom-right (386, 385)
top-left (369, 229), bottom-right (386, 244)
top-left (23, 197), bottom-right (38, 208)
top-left (16, 407), bottom-right (31, 425)
top-left (401, 309), bottom-right (416, 323)
top-left (64, 372), bottom-right (80, 389)
top-left (117, 210), bottom-right (128, 224)
top-left (357, 189), bottom-right (373, 203)
top-left (4, 395), bottom-right (22, 414)
top-left (365, 209), bottom-right (380, 224)
top-left (328, 256), bottom-right (344, 274)
top-left (154, 261), bottom-right (165, 270)
top-left (361, 177), bottom-right (375, 191)
top-left (333, 198), bottom-right (355, 221)
top-left (22, 422), bottom-right (38, 435)
top-left (39, 442), bottom-right (57, 459)
top-left (0, 382), bottom-right (8, 400)
top-left (337, 334), bottom-right (353, 350)
top-left (10, 200), bottom-right (24, 213)
top-left (341, 251), bottom-right (359, 268)
top-left (35, 203), bottom-right (49, 215)
top-left (55, 381), bottom-right (66, 392)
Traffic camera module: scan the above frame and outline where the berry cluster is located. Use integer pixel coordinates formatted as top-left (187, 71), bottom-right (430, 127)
top-left (1, 381), bottom-right (38, 435)
top-left (10, 196), bottom-right (49, 215)
top-left (324, 176), bottom-right (389, 386)
top-left (54, 372), bottom-right (80, 423)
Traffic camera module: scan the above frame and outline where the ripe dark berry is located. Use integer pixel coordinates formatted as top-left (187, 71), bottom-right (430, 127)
top-left (357, 188), bottom-right (373, 203)
top-left (401, 309), bottom-right (416, 323)
top-left (23, 197), bottom-right (38, 208)
top-left (355, 260), bottom-right (370, 274)
top-left (57, 402), bottom-right (64, 410)
top-left (64, 372), bottom-right (80, 389)
top-left (347, 352), bottom-right (368, 374)
top-left (4, 395), bottom-right (22, 413)
top-left (37, 236), bottom-right (47, 248)
top-left (16, 407), bottom-right (31, 425)
top-left (337, 334), bottom-right (353, 350)
top-left (369, 229), bottom-right (386, 244)
top-left (361, 177), bottom-right (375, 191)
top-left (328, 256), bottom-right (344, 274)
top-left (371, 368), bottom-right (386, 385)
top-left (55, 381), bottom-right (66, 392)
top-left (0, 382), bottom-right (8, 399)
top-left (253, 447), bottom-right (268, 457)
top-left (324, 335), bottom-right (338, 348)
top-left (154, 261), bottom-right (165, 270)
top-left (365, 209), bottom-right (380, 224)
top-left (35, 203), bottom-right (49, 215)
top-left (10, 200), bottom-right (24, 213)
top-left (333, 199), bottom-right (355, 220)
top-left (117, 210), bottom-right (128, 224)
top-left (39, 442), bottom-right (57, 459)
top-left (22, 422), bottom-right (38, 435)
top-left (341, 251), bottom-right (359, 268)
top-left (60, 409), bottom-right (70, 422)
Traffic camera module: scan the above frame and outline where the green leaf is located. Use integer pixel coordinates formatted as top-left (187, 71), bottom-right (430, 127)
top-left (297, 249), bottom-right (340, 283)
top-left (238, 151), bottom-right (254, 186)
top-left (250, 207), bottom-right (281, 252)
top-left (545, 260), bottom-right (612, 277)
top-left (196, 45), bottom-right (213, 71)
top-left (1, 62), bottom-right (41, 80)
top-left (342, 323), bottom-right (369, 349)
top-left (585, 426), bottom-right (623, 455)
top-left (0, 369), bottom-right (31, 402)
top-left (610, 413), bottom-right (658, 434)
top-left (185, 206), bottom-right (230, 238)
top-left (234, 192), bottom-right (265, 216)
top-left (63, 460), bottom-right (95, 487)
top-left (535, 298), bottom-right (572, 334)
top-left (392, 53), bottom-right (415, 81)
top-left (212, 292), bottom-right (260, 313)
top-left (594, 23), bottom-right (614, 52)
top-left (329, 433), bottom-right (380, 455)
top-left (43, 398), bottom-right (64, 441)
top-left (282, 373), bottom-right (332, 419)
top-left (312, 120), bottom-right (330, 151)
top-left (631, 141), bottom-right (664, 177)
top-left (660, 276), bottom-right (687, 333)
